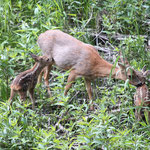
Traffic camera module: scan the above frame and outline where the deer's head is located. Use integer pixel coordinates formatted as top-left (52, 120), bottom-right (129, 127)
top-left (118, 52), bottom-right (150, 86)
top-left (30, 53), bottom-right (52, 66)
top-left (135, 66), bottom-right (150, 86)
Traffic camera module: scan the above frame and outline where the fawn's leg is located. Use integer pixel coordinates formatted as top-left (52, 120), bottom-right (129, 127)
top-left (64, 70), bottom-right (77, 96)
top-left (43, 64), bottom-right (52, 97)
top-left (143, 108), bottom-right (150, 122)
top-left (9, 89), bottom-right (16, 106)
top-left (85, 78), bottom-right (93, 110)
top-left (29, 88), bottom-right (35, 110)
top-left (135, 109), bottom-right (141, 121)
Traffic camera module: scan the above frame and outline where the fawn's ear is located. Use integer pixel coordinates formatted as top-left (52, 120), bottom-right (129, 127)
top-left (141, 65), bottom-right (150, 77)
top-left (142, 65), bottom-right (147, 73)
top-left (29, 53), bottom-right (39, 61)
top-left (118, 51), bottom-right (130, 66)
top-left (143, 70), bottom-right (150, 77)
top-left (118, 62), bottom-right (126, 71)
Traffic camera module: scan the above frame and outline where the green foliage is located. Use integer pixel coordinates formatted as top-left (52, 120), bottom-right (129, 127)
top-left (102, 0), bottom-right (150, 34)
top-left (0, 0), bottom-right (150, 149)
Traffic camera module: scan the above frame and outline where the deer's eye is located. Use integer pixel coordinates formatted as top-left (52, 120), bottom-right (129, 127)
top-left (128, 75), bottom-right (132, 79)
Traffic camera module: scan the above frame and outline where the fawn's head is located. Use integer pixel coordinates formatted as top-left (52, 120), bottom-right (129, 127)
top-left (30, 53), bottom-right (52, 66)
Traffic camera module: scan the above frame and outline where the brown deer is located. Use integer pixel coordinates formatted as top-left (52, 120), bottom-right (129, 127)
top-left (37, 29), bottom-right (143, 110)
top-left (9, 53), bottom-right (52, 110)
top-left (134, 66), bottom-right (150, 121)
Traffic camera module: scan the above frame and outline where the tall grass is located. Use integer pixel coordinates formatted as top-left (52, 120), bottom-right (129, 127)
top-left (0, 0), bottom-right (150, 149)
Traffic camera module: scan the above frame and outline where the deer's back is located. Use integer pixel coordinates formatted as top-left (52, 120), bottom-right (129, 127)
top-left (11, 69), bottom-right (34, 91)
top-left (37, 30), bottom-right (104, 76)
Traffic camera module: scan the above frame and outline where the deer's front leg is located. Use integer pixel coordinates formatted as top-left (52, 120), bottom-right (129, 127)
top-left (9, 89), bottom-right (16, 106)
top-left (85, 78), bottom-right (93, 110)
top-left (64, 70), bottom-right (77, 96)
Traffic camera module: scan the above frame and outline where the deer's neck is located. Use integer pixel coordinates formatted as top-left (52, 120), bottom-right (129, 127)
top-left (30, 63), bottom-right (45, 77)
top-left (95, 59), bottom-right (124, 80)
top-left (13, 63), bottom-right (45, 87)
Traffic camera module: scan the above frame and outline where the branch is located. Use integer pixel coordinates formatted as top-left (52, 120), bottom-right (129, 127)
top-left (91, 33), bottom-right (148, 41)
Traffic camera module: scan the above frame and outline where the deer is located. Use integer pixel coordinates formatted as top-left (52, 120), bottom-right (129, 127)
top-left (9, 53), bottom-right (52, 110)
top-left (134, 66), bottom-right (150, 121)
top-left (37, 29), bottom-right (144, 110)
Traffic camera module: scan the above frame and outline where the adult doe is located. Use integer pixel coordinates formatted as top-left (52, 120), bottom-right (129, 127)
top-left (9, 53), bottom-right (52, 110)
top-left (37, 30), bottom-right (143, 110)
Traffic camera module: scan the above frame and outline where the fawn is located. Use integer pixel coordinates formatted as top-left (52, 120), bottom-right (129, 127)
top-left (134, 66), bottom-right (150, 121)
top-left (9, 53), bottom-right (52, 110)
top-left (37, 30), bottom-right (143, 110)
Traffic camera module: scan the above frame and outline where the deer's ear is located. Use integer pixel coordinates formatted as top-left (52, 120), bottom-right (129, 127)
top-left (118, 51), bottom-right (130, 66)
top-left (143, 70), bottom-right (150, 77)
top-left (118, 62), bottom-right (134, 76)
top-left (118, 62), bottom-right (126, 69)
top-left (142, 65), bottom-right (147, 73)
top-left (118, 62), bottom-right (126, 71)
top-left (30, 53), bottom-right (39, 61)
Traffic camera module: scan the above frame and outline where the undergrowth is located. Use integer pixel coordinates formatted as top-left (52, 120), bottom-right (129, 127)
top-left (0, 0), bottom-right (150, 149)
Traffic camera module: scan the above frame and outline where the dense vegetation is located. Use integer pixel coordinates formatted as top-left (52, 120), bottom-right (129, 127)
top-left (0, 0), bottom-right (150, 149)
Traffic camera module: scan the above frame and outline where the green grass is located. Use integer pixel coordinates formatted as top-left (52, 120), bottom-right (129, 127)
top-left (0, 0), bottom-right (150, 149)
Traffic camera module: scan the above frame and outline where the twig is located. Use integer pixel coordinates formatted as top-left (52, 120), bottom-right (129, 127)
top-left (91, 33), bottom-right (148, 41)
top-left (55, 122), bottom-right (69, 133)
top-left (94, 46), bottom-right (113, 53)
top-left (54, 109), bottom-right (69, 133)
top-left (68, 91), bottom-right (80, 103)
top-left (82, 9), bottom-right (93, 29)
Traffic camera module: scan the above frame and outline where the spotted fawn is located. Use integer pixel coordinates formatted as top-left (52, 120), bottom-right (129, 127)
top-left (9, 53), bottom-right (52, 110)
top-left (134, 66), bottom-right (150, 121)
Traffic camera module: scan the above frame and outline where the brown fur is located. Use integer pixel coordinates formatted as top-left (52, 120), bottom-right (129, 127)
top-left (134, 84), bottom-right (150, 120)
top-left (9, 54), bottom-right (52, 110)
top-left (37, 30), bottom-right (143, 110)
top-left (134, 68), bottom-right (150, 121)
top-left (134, 84), bottom-right (150, 121)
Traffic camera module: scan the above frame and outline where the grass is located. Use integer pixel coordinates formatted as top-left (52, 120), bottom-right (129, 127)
top-left (0, 0), bottom-right (150, 149)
